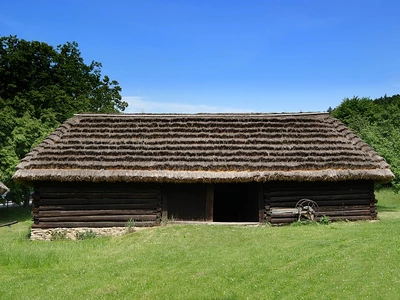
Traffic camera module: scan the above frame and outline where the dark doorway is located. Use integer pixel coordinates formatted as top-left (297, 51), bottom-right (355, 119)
top-left (213, 183), bottom-right (259, 222)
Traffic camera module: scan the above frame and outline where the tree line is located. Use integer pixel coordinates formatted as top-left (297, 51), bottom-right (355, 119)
top-left (331, 94), bottom-right (400, 191)
top-left (0, 35), bottom-right (127, 203)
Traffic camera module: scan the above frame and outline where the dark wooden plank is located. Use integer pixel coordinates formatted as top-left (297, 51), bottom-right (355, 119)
top-left (165, 183), bottom-right (206, 221)
top-left (205, 184), bottom-right (214, 221)
top-left (162, 187), bottom-right (168, 221)
top-left (39, 214), bottom-right (157, 222)
top-left (40, 192), bottom-right (161, 200)
top-left (265, 180), bottom-right (374, 191)
top-left (39, 187), bottom-right (161, 194)
top-left (32, 221), bottom-right (156, 228)
top-left (258, 183), bottom-right (265, 223)
top-left (269, 193), bottom-right (372, 202)
top-left (39, 183), bottom-right (160, 194)
top-left (318, 210), bottom-right (372, 216)
top-left (328, 215), bottom-right (373, 221)
top-left (38, 209), bottom-right (157, 217)
top-left (270, 199), bottom-right (371, 207)
top-left (318, 205), bottom-right (373, 211)
top-left (38, 198), bottom-right (159, 205)
top-left (39, 203), bottom-right (158, 210)
top-left (267, 188), bottom-right (372, 197)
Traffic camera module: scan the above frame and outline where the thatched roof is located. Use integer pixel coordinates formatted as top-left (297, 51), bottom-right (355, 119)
top-left (0, 181), bottom-right (9, 195)
top-left (13, 113), bottom-right (394, 184)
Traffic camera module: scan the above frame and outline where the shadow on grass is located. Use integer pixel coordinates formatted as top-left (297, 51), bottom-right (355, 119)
top-left (0, 206), bottom-right (32, 224)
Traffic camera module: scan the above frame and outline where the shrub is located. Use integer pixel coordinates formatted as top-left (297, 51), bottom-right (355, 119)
top-left (50, 230), bottom-right (68, 241)
top-left (75, 230), bottom-right (97, 240)
top-left (125, 218), bottom-right (135, 233)
top-left (291, 220), bottom-right (317, 227)
top-left (319, 215), bottom-right (332, 225)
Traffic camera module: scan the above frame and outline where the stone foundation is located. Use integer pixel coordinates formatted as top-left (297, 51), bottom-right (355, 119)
top-left (30, 227), bottom-right (134, 241)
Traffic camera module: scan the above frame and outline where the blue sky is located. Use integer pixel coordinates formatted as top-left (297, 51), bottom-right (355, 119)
top-left (1, 0), bottom-right (399, 113)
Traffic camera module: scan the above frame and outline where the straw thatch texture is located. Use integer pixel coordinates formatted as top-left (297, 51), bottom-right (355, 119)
top-left (13, 113), bottom-right (394, 183)
top-left (0, 181), bottom-right (9, 194)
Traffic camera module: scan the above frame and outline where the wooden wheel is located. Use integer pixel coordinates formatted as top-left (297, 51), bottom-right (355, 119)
top-left (295, 199), bottom-right (319, 221)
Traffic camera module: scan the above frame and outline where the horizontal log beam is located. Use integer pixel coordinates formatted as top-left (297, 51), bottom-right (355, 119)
top-left (328, 215), bottom-right (374, 221)
top-left (32, 221), bottom-right (156, 228)
top-left (38, 209), bottom-right (157, 217)
top-left (38, 198), bottom-right (159, 205)
top-left (316, 205), bottom-right (374, 211)
top-left (39, 203), bottom-right (158, 211)
top-left (270, 217), bottom-right (297, 224)
top-left (268, 209), bottom-right (372, 218)
top-left (39, 215), bottom-right (157, 222)
top-left (39, 186), bottom-right (160, 193)
top-left (266, 188), bottom-right (373, 197)
top-left (265, 180), bottom-right (373, 190)
top-left (269, 199), bottom-right (372, 207)
top-left (318, 210), bottom-right (372, 216)
top-left (40, 192), bottom-right (160, 200)
top-left (268, 194), bottom-right (372, 202)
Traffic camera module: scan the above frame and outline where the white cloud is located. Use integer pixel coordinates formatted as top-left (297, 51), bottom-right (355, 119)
top-left (123, 96), bottom-right (251, 113)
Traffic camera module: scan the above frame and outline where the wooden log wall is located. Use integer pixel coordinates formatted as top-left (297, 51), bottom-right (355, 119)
top-left (32, 182), bottom-right (162, 228)
top-left (264, 180), bottom-right (376, 224)
top-left (163, 183), bottom-right (207, 221)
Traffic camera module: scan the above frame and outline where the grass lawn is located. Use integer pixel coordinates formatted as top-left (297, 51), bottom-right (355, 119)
top-left (1, 189), bottom-right (400, 300)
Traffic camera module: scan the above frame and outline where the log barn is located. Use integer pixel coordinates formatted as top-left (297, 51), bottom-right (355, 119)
top-left (13, 113), bottom-right (394, 228)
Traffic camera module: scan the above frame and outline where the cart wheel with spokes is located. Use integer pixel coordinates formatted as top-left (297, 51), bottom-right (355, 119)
top-left (295, 199), bottom-right (319, 221)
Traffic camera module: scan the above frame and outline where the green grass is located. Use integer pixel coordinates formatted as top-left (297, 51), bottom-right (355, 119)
top-left (1, 189), bottom-right (400, 300)
top-left (376, 188), bottom-right (400, 212)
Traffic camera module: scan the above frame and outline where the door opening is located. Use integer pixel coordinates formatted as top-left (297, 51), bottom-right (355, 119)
top-left (213, 183), bottom-right (259, 222)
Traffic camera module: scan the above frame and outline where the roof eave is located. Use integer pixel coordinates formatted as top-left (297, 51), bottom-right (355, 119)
top-left (13, 169), bottom-right (395, 184)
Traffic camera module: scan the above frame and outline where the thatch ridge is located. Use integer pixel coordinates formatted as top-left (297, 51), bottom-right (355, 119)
top-left (74, 112), bottom-right (327, 117)
top-left (13, 113), bottom-right (394, 184)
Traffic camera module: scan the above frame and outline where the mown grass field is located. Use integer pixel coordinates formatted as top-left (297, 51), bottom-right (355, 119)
top-left (1, 189), bottom-right (400, 300)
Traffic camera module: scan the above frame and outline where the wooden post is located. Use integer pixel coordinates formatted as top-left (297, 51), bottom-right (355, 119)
top-left (162, 187), bottom-right (168, 222)
top-left (258, 183), bottom-right (265, 223)
top-left (205, 184), bottom-right (214, 221)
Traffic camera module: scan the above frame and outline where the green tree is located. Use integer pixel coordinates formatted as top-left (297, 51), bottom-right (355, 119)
top-left (0, 35), bottom-right (128, 204)
top-left (331, 95), bottom-right (400, 191)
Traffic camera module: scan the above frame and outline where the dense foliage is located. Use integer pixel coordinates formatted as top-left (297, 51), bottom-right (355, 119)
top-left (332, 94), bottom-right (400, 191)
top-left (0, 35), bottom-right (127, 203)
